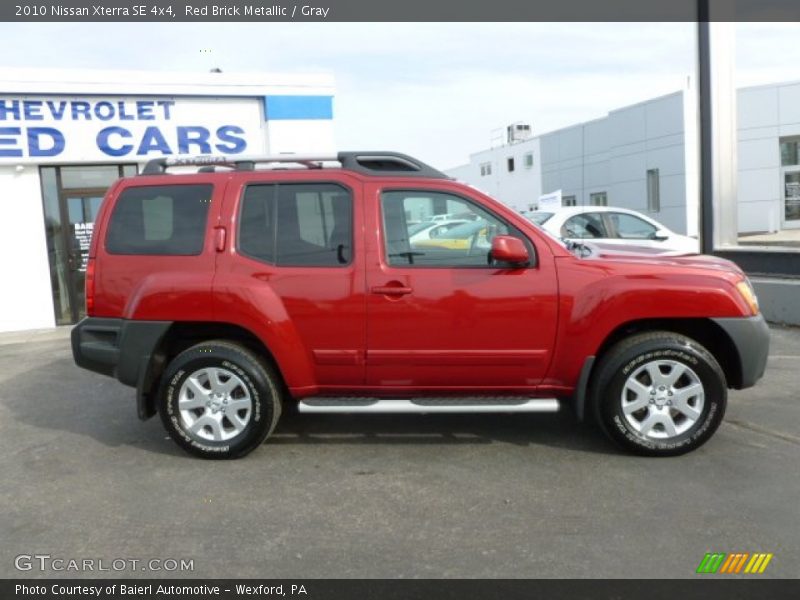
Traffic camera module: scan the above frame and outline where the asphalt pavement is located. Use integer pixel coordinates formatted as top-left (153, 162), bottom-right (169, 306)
top-left (1, 325), bottom-right (798, 579)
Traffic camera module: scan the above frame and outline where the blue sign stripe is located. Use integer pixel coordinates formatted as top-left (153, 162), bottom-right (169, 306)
top-left (264, 95), bottom-right (333, 120)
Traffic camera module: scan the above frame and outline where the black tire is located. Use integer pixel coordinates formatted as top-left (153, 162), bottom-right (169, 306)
top-left (157, 340), bottom-right (282, 459)
top-left (591, 331), bottom-right (727, 456)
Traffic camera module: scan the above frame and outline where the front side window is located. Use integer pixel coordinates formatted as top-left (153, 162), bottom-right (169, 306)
top-left (106, 184), bottom-right (212, 255)
top-left (562, 213), bottom-right (609, 239)
top-left (381, 190), bottom-right (530, 267)
top-left (608, 212), bottom-right (658, 239)
top-left (239, 183), bottom-right (352, 267)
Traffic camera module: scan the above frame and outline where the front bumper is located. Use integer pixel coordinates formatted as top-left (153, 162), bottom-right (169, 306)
top-left (712, 314), bottom-right (770, 389)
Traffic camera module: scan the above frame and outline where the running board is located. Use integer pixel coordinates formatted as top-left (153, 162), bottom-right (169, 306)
top-left (297, 398), bottom-right (560, 414)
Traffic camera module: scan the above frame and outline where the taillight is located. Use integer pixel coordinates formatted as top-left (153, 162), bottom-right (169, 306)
top-left (85, 257), bottom-right (96, 316)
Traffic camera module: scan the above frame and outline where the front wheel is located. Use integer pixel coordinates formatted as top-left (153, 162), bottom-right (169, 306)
top-left (158, 340), bottom-right (282, 459)
top-left (591, 331), bottom-right (727, 456)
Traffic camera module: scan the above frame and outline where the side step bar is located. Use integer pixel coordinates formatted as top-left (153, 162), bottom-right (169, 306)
top-left (297, 398), bottom-right (560, 414)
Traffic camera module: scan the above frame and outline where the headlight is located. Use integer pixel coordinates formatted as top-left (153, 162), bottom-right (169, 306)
top-left (735, 278), bottom-right (760, 316)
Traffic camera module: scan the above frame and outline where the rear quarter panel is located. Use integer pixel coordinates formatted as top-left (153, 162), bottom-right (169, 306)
top-left (92, 174), bottom-right (224, 321)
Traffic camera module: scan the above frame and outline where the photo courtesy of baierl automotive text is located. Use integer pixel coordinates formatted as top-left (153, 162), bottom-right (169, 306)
top-left (71, 151), bottom-right (769, 459)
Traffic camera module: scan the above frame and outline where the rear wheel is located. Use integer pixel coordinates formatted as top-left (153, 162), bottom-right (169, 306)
top-left (158, 340), bottom-right (282, 459)
top-left (592, 331), bottom-right (727, 456)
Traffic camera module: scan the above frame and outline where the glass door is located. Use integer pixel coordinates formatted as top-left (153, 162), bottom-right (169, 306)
top-left (41, 164), bottom-right (138, 325)
top-left (783, 170), bottom-right (800, 229)
top-left (63, 194), bottom-right (104, 322)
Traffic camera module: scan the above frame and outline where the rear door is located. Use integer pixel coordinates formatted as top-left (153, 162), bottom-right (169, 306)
top-left (364, 181), bottom-right (559, 390)
top-left (216, 172), bottom-right (366, 388)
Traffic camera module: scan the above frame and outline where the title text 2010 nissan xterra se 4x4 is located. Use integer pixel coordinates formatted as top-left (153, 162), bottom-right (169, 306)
top-left (72, 152), bottom-right (769, 459)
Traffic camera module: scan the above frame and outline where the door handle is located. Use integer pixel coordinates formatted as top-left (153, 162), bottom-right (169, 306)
top-left (371, 284), bottom-right (413, 296)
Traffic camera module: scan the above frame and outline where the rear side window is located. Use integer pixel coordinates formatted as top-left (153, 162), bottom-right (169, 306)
top-left (239, 183), bottom-right (353, 267)
top-left (106, 184), bottom-right (212, 255)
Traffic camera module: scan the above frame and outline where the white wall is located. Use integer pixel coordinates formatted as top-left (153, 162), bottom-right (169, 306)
top-left (540, 92), bottom-right (690, 234)
top-left (446, 137), bottom-right (541, 212)
top-left (0, 167), bottom-right (55, 331)
top-left (736, 83), bottom-right (788, 233)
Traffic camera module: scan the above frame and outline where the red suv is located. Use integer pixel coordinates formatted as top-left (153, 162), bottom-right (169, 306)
top-left (72, 152), bottom-right (769, 459)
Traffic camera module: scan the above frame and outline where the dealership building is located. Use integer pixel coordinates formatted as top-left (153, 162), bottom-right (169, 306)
top-left (0, 68), bottom-right (335, 333)
top-left (448, 78), bottom-right (800, 240)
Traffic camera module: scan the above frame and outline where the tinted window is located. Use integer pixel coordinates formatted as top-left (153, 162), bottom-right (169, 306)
top-left (239, 183), bottom-right (352, 267)
top-left (106, 184), bottom-right (212, 255)
top-left (609, 212), bottom-right (658, 239)
top-left (562, 213), bottom-right (609, 239)
top-left (381, 190), bottom-right (531, 267)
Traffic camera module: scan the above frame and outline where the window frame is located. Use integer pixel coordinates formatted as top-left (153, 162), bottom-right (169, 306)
top-left (236, 180), bottom-right (355, 268)
top-left (524, 152), bottom-right (534, 168)
top-left (589, 191), bottom-right (608, 207)
top-left (378, 187), bottom-right (537, 269)
top-left (646, 168), bottom-right (661, 213)
top-left (562, 195), bottom-right (577, 207)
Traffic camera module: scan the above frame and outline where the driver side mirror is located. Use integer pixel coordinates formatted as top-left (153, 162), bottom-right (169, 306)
top-left (490, 235), bottom-right (530, 267)
top-left (650, 229), bottom-right (670, 242)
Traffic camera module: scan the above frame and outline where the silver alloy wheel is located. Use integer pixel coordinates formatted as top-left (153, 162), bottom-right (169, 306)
top-left (177, 367), bottom-right (252, 442)
top-left (620, 359), bottom-right (705, 440)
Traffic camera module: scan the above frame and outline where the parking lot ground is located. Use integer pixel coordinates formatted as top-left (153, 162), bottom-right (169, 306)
top-left (1, 325), bottom-right (798, 579)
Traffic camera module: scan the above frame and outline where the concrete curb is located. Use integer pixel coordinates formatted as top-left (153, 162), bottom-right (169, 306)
top-left (0, 326), bottom-right (72, 346)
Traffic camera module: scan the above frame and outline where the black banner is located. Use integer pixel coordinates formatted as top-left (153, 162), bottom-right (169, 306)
top-left (3, 580), bottom-right (800, 600)
top-left (4, 0), bottom-right (800, 22)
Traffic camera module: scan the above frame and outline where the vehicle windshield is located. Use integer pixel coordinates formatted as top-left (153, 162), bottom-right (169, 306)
top-left (527, 211), bottom-right (554, 225)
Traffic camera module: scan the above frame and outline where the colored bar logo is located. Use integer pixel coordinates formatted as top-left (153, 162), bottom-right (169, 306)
top-left (696, 552), bottom-right (774, 574)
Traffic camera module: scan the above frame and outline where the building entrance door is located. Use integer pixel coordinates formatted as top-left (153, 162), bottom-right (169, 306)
top-left (782, 169), bottom-right (800, 229)
top-left (41, 164), bottom-right (137, 325)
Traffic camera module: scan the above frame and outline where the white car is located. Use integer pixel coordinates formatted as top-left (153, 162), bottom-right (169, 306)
top-left (527, 206), bottom-right (700, 254)
top-left (408, 219), bottom-right (469, 243)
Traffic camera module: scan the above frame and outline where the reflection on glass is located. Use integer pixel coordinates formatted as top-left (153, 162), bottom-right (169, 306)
top-left (60, 165), bottom-right (121, 189)
top-left (735, 23), bottom-right (800, 247)
top-left (40, 167), bottom-right (72, 325)
top-left (40, 164), bottom-right (131, 325)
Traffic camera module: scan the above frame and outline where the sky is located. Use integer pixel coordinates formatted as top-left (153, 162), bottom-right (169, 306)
top-left (1, 22), bottom-right (798, 169)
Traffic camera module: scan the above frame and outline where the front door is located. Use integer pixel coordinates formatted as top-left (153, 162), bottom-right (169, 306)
top-left (782, 169), bottom-right (800, 229)
top-left (365, 184), bottom-right (559, 390)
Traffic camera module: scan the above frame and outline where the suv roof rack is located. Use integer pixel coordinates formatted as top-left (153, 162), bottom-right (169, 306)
top-left (140, 151), bottom-right (448, 179)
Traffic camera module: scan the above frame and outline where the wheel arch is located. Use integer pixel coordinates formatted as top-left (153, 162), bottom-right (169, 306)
top-left (137, 321), bottom-right (287, 420)
top-left (574, 317), bottom-right (742, 421)
top-left (594, 318), bottom-right (742, 389)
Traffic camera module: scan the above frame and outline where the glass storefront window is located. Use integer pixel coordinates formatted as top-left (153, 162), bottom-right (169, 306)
top-left (60, 165), bottom-right (124, 189)
top-left (40, 164), bottom-right (137, 325)
top-left (780, 138), bottom-right (800, 168)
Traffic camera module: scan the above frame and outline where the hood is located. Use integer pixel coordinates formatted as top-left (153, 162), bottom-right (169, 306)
top-left (579, 241), bottom-right (743, 274)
